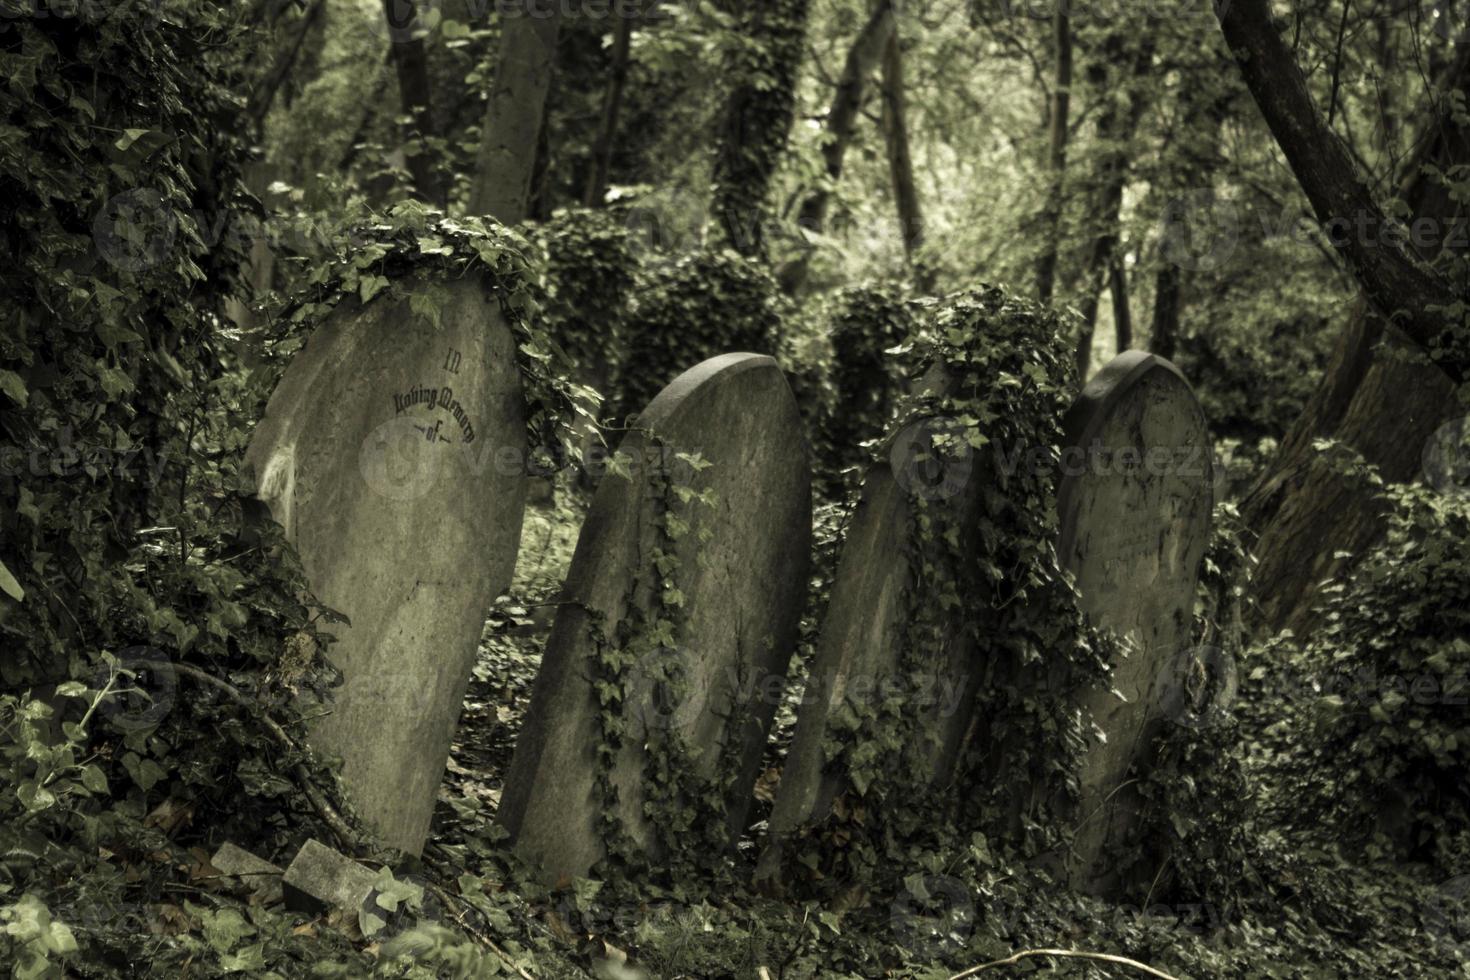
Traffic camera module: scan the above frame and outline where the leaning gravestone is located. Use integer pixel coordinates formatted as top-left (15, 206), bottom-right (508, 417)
top-left (243, 275), bottom-right (527, 856)
top-left (758, 398), bottom-right (991, 883)
top-left (1053, 350), bottom-right (1213, 895)
top-left (498, 353), bottom-right (810, 883)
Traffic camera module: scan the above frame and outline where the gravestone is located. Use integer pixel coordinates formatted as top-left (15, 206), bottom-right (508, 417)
top-left (498, 353), bottom-right (810, 882)
top-left (757, 412), bottom-right (985, 882)
top-left (243, 275), bottom-right (527, 856)
top-left (1053, 350), bottom-right (1213, 894)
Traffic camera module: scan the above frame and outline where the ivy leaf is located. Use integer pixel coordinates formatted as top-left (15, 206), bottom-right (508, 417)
top-left (359, 275), bottom-right (390, 304)
top-left (0, 369), bottom-right (28, 407)
top-left (0, 560), bottom-right (23, 602)
top-left (115, 128), bottom-right (154, 151)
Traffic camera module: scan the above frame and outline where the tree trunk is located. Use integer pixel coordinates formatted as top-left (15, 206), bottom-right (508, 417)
top-left (1213, 0), bottom-right (1462, 380)
top-left (1070, 33), bottom-right (1154, 379)
top-left (470, 2), bottom-right (562, 222)
top-left (1034, 4), bottom-right (1071, 305)
top-left (384, 0), bottom-right (444, 205)
top-left (711, 0), bottom-right (812, 257)
top-left (1148, 257), bottom-right (1180, 359)
top-left (1110, 257), bottom-right (1131, 352)
top-left (1218, 0), bottom-right (1470, 632)
top-left (778, 0), bottom-right (895, 293)
top-left (881, 26), bottom-right (930, 292)
top-left (583, 13), bottom-right (634, 208)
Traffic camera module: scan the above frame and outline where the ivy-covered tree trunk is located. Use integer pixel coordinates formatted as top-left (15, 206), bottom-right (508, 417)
top-left (1034, 4), bottom-right (1071, 305)
top-left (470, 2), bottom-right (562, 222)
top-left (1232, 15), bottom-right (1470, 632)
top-left (710, 0), bottom-right (812, 257)
top-left (779, 0), bottom-right (895, 294)
top-left (881, 26), bottom-right (930, 291)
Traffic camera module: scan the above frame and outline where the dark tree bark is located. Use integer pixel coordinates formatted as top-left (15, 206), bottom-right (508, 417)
top-left (1034, 4), bottom-right (1072, 305)
top-left (711, 0), bottom-right (812, 257)
top-left (779, 0), bottom-right (896, 293)
top-left (1145, 51), bottom-right (1232, 361)
top-left (1110, 257), bottom-right (1132, 352)
top-left (470, 2), bottom-right (563, 222)
top-left (881, 27), bottom-right (931, 292)
top-left (1070, 33), bottom-right (1155, 379)
top-left (1148, 258), bottom-right (1180, 360)
top-left (1214, 0), bottom-right (1463, 380)
top-left (583, 12), bottom-right (635, 207)
top-left (1218, 0), bottom-right (1470, 632)
top-left (384, 0), bottom-right (444, 205)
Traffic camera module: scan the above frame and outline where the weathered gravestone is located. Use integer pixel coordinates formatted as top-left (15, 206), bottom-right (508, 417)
top-left (243, 276), bottom-right (527, 855)
top-left (1052, 350), bottom-right (1213, 894)
top-left (757, 411), bottom-right (987, 882)
top-left (498, 353), bottom-right (810, 882)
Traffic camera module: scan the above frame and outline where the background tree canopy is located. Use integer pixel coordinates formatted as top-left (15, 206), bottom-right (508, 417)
top-left (5, 0), bottom-right (1470, 976)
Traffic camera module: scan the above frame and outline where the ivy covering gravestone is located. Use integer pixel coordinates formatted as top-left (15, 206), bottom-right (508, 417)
top-left (1049, 350), bottom-right (1214, 895)
top-left (498, 353), bottom-right (811, 882)
top-left (243, 207), bottom-right (593, 856)
top-left (758, 287), bottom-right (1110, 888)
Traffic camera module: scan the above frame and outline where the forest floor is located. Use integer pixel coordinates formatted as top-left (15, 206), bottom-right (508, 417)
top-left (382, 491), bottom-right (1470, 979)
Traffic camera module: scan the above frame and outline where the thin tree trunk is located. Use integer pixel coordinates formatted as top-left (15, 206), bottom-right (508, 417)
top-left (1148, 258), bottom-right (1180, 359)
top-left (384, 0), bottom-right (444, 205)
top-left (1110, 257), bottom-right (1131, 352)
top-left (1219, 0), bottom-right (1470, 632)
top-left (583, 13), bottom-right (634, 207)
top-left (881, 28), bottom-right (931, 292)
top-left (1034, 4), bottom-right (1071, 305)
top-left (711, 0), bottom-right (812, 257)
top-left (1070, 34), bottom-right (1154, 379)
top-left (779, 0), bottom-right (895, 293)
top-left (470, 3), bottom-right (562, 222)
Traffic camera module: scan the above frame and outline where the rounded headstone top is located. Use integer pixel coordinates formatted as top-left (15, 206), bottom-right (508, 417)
top-left (638, 353), bottom-right (783, 431)
top-left (1061, 351), bottom-right (1196, 451)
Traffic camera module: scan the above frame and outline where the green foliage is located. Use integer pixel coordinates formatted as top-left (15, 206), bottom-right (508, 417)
top-left (268, 199), bottom-right (599, 470)
top-left (814, 284), bottom-right (918, 493)
top-left (1174, 306), bottom-right (1337, 443)
top-left (616, 249), bottom-right (786, 418)
top-left (709, 0), bottom-right (812, 255)
top-left (529, 207), bottom-right (637, 399)
top-left (771, 286), bottom-right (1114, 899)
top-left (1306, 480), bottom-right (1470, 864)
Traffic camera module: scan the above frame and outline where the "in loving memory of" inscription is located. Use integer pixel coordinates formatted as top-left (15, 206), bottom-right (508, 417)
top-left (392, 383), bottom-right (476, 443)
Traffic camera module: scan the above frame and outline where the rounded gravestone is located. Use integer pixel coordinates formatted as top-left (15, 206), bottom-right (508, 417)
top-left (1053, 350), bottom-right (1213, 894)
top-left (498, 353), bottom-right (811, 882)
top-left (243, 275), bottom-right (527, 856)
top-left (756, 412), bottom-right (986, 885)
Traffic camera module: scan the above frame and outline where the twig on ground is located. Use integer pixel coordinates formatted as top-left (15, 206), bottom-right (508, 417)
top-left (948, 947), bottom-right (1183, 979)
